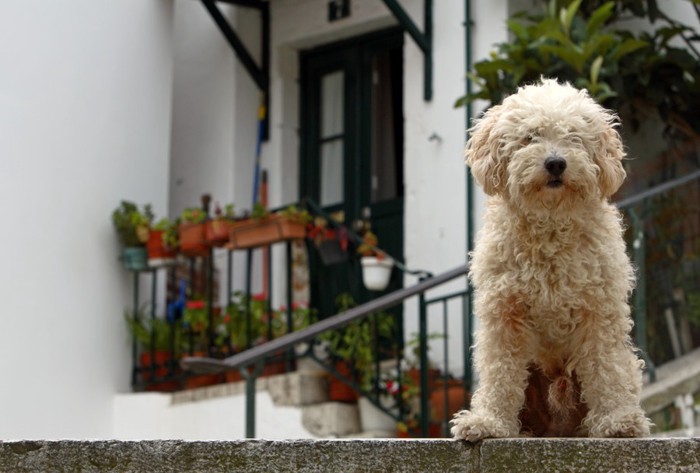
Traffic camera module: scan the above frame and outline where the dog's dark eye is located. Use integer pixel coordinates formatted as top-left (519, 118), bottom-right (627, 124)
top-left (524, 132), bottom-right (537, 144)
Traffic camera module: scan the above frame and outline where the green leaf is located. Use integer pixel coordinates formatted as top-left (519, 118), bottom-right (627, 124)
top-left (590, 55), bottom-right (603, 86)
top-left (613, 38), bottom-right (649, 61)
top-left (586, 2), bottom-right (615, 36)
top-left (561, 0), bottom-right (583, 36)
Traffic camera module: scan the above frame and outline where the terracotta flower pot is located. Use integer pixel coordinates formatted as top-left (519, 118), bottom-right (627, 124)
top-left (327, 361), bottom-right (358, 403)
top-left (140, 351), bottom-right (179, 392)
top-left (146, 230), bottom-right (177, 266)
top-left (430, 379), bottom-right (471, 422)
top-left (179, 222), bottom-right (208, 257)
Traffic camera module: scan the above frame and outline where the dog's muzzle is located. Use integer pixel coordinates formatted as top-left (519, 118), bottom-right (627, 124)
top-left (544, 156), bottom-right (566, 187)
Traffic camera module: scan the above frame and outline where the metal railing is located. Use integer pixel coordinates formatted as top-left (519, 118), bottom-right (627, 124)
top-left (182, 264), bottom-right (471, 438)
top-left (618, 168), bottom-right (700, 380)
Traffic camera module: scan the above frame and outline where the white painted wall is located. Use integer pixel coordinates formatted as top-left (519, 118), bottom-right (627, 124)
top-left (0, 0), bottom-right (174, 438)
top-left (113, 390), bottom-right (315, 440)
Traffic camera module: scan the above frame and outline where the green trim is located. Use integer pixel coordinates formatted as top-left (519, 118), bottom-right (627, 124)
top-left (380, 0), bottom-right (432, 100)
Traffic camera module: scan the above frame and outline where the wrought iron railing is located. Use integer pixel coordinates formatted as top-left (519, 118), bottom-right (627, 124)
top-left (182, 264), bottom-right (471, 438)
top-left (127, 197), bottom-right (472, 438)
top-left (618, 168), bottom-right (700, 380)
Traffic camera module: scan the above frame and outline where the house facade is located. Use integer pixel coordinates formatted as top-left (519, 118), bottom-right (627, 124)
top-left (22, 0), bottom-right (681, 439)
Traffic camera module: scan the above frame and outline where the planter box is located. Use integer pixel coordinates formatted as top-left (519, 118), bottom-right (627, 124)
top-left (205, 219), bottom-right (234, 247)
top-left (227, 214), bottom-right (306, 250)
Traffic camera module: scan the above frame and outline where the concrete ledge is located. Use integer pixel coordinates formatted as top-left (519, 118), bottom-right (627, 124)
top-left (1, 438), bottom-right (699, 472)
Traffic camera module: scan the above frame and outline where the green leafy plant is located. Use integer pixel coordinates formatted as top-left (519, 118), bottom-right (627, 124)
top-left (251, 202), bottom-right (270, 221)
top-left (456, 0), bottom-right (700, 146)
top-left (112, 201), bottom-right (154, 247)
top-left (280, 204), bottom-right (313, 225)
top-left (180, 207), bottom-right (207, 224)
top-left (220, 292), bottom-right (270, 350)
top-left (357, 230), bottom-right (386, 259)
top-left (125, 308), bottom-right (182, 352)
top-left (270, 301), bottom-right (318, 339)
top-left (320, 293), bottom-right (397, 391)
top-left (153, 217), bottom-right (179, 249)
top-left (182, 298), bottom-right (210, 352)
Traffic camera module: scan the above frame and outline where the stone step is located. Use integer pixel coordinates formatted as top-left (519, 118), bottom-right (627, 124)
top-left (267, 371), bottom-right (329, 407)
top-left (2, 438), bottom-right (699, 472)
top-left (302, 402), bottom-right (361, 437)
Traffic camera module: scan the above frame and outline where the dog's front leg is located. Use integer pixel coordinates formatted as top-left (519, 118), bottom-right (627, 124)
top-left (575, 337), bottom-right (651, 437)
top-left (452, 301), bottom-right (532, 441)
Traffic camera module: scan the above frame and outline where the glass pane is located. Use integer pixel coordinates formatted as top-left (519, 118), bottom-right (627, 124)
top-left (321, 71), bottom-right (344, 138)
top-left (370, 49), bottom-right (402, 203)
top-left (320, 139), bottom-right (344, 206)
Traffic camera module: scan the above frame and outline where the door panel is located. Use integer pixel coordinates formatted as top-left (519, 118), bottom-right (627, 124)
top-left (300, 29), bottom-right (404, 317)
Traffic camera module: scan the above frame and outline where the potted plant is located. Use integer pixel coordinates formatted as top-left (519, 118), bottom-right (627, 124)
top-left (178, 207), bottom-right (208, 257)
top-left (206, 203), bottom-right (235, 247)
top-left (319, 293), bottom-right (397, 402)
top-left (112, 201), bottom-right (153, 271)
top-left (270, 300), bottom-right (317, 339)
top-left (147, 217), bottom-right (178, 267)
top-left (125, 308), bottom-right (182, 392)
top-left (220, 291), bottom-right (269, 351)
top-left (357, 231), bottom-right (394, 291)
top-left (181, 297), bottom-right (223, 388)
top-left (307, 216), bottom-right (349, 265)
top-left (227, 203), bottom-right (308, 250)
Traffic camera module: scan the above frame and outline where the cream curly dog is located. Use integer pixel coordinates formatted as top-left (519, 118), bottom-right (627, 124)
top-left (452, 79), bottom-right (651, 440)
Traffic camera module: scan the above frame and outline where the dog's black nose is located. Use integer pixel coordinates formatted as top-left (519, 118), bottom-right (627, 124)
top-left (544, 156), bottom-right (567, 177)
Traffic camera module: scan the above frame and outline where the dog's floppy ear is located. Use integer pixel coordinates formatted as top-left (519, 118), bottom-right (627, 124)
top-left (595, 120), bottom-right (626, 198)
top-left (466, 105), bottom-right (506, 196)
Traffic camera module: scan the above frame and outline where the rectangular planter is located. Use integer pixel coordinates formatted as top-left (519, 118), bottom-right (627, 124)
top-left (227, 214), bottom-right (306, 250)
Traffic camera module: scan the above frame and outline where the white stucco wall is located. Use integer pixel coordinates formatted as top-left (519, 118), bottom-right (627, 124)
top-left (113, 390), bottom-right (314, 440)
top-left (0, 0), bottom-right (174, 439)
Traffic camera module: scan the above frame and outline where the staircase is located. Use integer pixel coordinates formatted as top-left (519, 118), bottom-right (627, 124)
top-left (114, 368), bottom-right (391, 440)
top-left (3, 438), bottom-right (700, 472)
top-left (641, 347), bottom-right (700, 436)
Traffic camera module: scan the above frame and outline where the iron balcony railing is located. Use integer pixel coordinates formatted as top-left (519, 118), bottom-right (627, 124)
top-left (182, 263), bottom-right (471, 438)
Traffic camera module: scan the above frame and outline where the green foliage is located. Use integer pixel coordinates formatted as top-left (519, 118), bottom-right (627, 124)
top-left (280, 204), bottom-right (312, 225)
top-left (222, 292), bottom-right (270, 350)
top-left (182, 299), bottom-right (210, 352)
top-left (112, 201), bottom-right (153, 247)
top-left (153, 217), bottom-right (179, 249)
top-left (180, 207), bottom-right (207, 224)
top-left (457, 0), bottom-right (700, 142)
top-left (251, 202), bottom-right (270, 221)
top-left (270, 301), bottom-right (317, 339)
top-left (320, 293), bottom-right (397, 391)
top-left (214, 202), bottom-right (235, 220)
top-left (125, 308), bottom-right (182, 352)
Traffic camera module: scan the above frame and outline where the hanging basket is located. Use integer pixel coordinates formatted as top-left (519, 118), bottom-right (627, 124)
top-left (361, 256), bottom-right (394, 291)
top-left (317, 238), bottom-right (348, 265)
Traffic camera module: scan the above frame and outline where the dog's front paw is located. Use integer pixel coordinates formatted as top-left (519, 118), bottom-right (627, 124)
top-left (588, 408), bottom-right (651, 438)
top-left (451, 410), bottom-right (516, 441)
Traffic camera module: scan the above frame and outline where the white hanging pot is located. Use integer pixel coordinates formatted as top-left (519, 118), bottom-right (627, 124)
top-left (361, 256), bottom-right (394, 291)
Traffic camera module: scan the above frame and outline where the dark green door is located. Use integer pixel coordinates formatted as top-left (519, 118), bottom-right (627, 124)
top-left (300, 28), bottom-right (404, 317)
